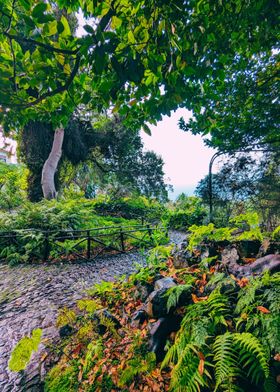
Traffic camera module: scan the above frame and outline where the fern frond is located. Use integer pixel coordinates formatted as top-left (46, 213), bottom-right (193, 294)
top-left (166, 284), bottom-right (192, 313)
top-left (233, 332), bottom-right (269, 383)
top-left (213, 332), bottom-right (239, 391)
top-left (170, 351), bottom-right (207, 392)
top-left (161, 341), bottom-right (180, 369)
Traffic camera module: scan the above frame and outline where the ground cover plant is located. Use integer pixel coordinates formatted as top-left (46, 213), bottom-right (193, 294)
top-left (0, 196), bottom-right (167, 265)
top-left (38, 235), bottom-right (280, 392)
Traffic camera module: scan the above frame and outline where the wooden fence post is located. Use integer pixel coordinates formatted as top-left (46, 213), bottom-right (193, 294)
top-left (147, 224), bottom-right (152, 241)
top-left (87, 230), bottom-right (91, 259)
top-left (43, 231), bottom-right (50, 262)
top-left (120, 229), bottom-right (125, 252)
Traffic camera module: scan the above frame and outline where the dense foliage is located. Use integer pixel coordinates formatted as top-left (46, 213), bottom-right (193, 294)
top-left (0, 0), bottom-right (278, 136)
top-left (179, 51), bottom-right (280, 150)
top-left (0, 196), bottom-right (167, 265)
top-left (0, 162), bottom-right (27, 210)
top-left (166, 194), bottom-right (207, 230)
top-left (40, 240), bottom-right (280, 392)
top-left (18, 117), bottom-right (170, 201)
top-left (196, 153), bottom-right (280, 228)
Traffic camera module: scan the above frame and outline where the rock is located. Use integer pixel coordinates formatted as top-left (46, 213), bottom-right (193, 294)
top-left (148, 316), bottom-right (182, 362)
top-left (236, 240), bottom-right (261, 258)
top-left (171, 240), bottom-right (191, 269)
top-left (134, 282), bottom-right (153, 301)
top-left (145, 287), bottom-right (192, 318)
top-left (131, 310), bottom-right (148, 328)
top-left (154, 277), bottom-right (176, 291)
top-left (59, 324), bottom-right (74, 338)
top-left (145, 289), bottom-right (169, 318)
top-left (221, 246), bottom-right (239, 266)
top-left (92, 309), bottom-right (121, 335)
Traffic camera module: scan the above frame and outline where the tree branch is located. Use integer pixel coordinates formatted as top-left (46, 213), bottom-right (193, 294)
top-left (3, 31), bottom-right (79, 55)
top-left (8, 36), bottom-right (17, 92)
top-left (0, 56), bottom-right (81, 108)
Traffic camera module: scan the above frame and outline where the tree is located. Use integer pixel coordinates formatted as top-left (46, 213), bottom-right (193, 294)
top-left (179, 51), bottom-right (280, 150)
top-left (0, 0), bottom-right (279, 197)
top-left (195, 153), bottom-right (280, 227)
top-left (21, 116), bottom-right (170, 201)
top-left (60, 118), bottom-right (171, 202)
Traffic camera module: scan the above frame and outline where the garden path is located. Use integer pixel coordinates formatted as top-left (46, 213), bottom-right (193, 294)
top-left (0, 231), bottom-right (185, 391)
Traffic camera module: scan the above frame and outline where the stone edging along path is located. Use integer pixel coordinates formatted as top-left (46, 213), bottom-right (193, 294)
top-left (0, 231), bottom-right (186, 391)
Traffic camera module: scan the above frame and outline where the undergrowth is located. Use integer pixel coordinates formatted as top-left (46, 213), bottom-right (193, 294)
top-left (38, 250), bottom-right (280, 392)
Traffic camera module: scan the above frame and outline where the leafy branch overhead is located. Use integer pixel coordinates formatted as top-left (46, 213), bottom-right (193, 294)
top-left (0, 0), bottom-right (278, 131)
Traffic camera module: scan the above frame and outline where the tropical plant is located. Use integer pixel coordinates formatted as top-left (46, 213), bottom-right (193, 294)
top-left (162, 277), bottom-right (278, 392)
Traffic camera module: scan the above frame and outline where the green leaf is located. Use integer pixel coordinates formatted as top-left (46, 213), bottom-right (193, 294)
top-left (32, 3), bottom-right (48, 18)
top-left (60, 15), bottom-right (71, 37)
top-left (128, 31), bottom-right (136, 44)
top-left (142, 124), bottom-right (152, 136)
top-left (8, 329), bottom-right (42, 372)
top-left (111, 16), bottom-right (122, 29)
top-left (19, 0), bottom-right (32, 11)
top-left (57, 21), bottom-right (64, 34)
top-left (44, 20), bottom-right (57, 36)
top-left (84, 25), bottom-right (94, 34)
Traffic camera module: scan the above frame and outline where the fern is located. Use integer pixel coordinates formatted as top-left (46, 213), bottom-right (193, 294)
top-left (235, 277), bottom-right (263, 314)
top-left (166, 284), bottom-right (192, 312)
top-left (170, 346), bottom-right (209, 392)
top-left (233, 332), bottom-right (269, 382)
top-left (213, 333), bottom-right (239, 391)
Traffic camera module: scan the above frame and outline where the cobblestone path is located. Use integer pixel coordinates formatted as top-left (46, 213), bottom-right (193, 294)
top-left (0, 231), bottom-right (186, 391)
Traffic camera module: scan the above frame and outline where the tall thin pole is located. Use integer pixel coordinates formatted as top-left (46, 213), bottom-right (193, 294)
top-left (208, 151), bottom-right (223, 223)
top-left (208, 145), bottom-right (280, 223)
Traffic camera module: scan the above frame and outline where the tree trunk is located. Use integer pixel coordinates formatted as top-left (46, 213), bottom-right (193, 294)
top-left (41, 128), bottom-right (64, 200)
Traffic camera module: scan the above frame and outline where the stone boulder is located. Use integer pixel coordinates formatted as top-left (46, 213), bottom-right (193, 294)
top-left (148, 315), bottom-right (182, 361)
top-left (154, 277), bottom-right (176, 291)
top-left (145, 278), bottom-right (192, 318)
top-left (171, 240), bottom-right (190, 269)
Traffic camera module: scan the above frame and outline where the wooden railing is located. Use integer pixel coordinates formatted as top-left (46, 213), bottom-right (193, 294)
top-left (0, 224), bottom-right (168, 262)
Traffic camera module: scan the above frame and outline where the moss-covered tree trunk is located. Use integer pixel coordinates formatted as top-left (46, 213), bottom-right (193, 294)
top-left (41, 128), bottom-right (64, 200)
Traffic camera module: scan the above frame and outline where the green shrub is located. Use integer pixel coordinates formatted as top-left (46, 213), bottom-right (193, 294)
top-left (93, 196), bottom-right (165, 221)
top-left (167, 195), bottom-right (206, 230)
top-left (0, 162), bottom-right (27, 211)
top-left (187, 212), bottom-right (264, 251)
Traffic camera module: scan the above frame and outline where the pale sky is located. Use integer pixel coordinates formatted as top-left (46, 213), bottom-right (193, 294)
top-left (140, 108), bottom-right (216, 199)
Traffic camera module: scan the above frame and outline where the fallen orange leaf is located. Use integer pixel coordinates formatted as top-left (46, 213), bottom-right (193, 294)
top-left (243, 258), bottom-right (256, 264)
top-left (237, 277), bottom-right (249, 287)
top-left (257, 306), bottom-right (270, 314)
top-left (192, 294), bottom-right (208, 303)
top-left (274, 353), bottom-right (280, 361)
top-left (198, 359), bottom-right (205, 375)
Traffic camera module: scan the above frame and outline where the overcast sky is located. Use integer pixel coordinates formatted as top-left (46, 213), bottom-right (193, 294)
top-left (140, 108), bottom-right (216, 199)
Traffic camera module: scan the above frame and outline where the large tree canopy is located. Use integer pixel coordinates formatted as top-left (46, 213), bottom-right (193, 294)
top-left (179, 52), bottom-right (280, 150)
top-left (0, 0), bottom-right (278, 132)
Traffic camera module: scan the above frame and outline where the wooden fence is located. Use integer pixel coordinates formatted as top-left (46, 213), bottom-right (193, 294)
top-left (0, 224), bottom-right (168, 262)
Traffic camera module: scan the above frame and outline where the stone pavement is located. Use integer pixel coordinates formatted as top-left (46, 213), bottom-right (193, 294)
top-left (0, 231), bottom-right (186, 391)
